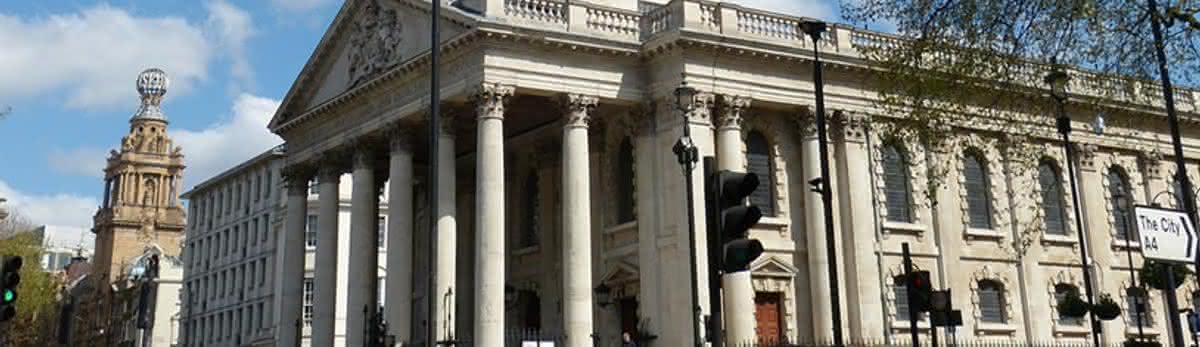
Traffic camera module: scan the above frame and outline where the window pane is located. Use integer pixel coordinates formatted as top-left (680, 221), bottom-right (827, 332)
top-left (305, 215), bottom-right (318, 248)
top-left (964, 154), bottom-right (992, 229)
top-left (303, 278), bottom-right (314, 326)
top-left (378, 215), bottom-right (386, 248)
top-left (1039, 163), bottom-right (1068, 235)
top-left (1109, 168), bottom-right (1134, 240)
top-left (883, 145), bottom-right (913, 222)
top-left (615, 138), bottom-right (636, 223)
top-left (979, 280), bottom-right (1006, 323)
top-left (893, 276), bottom-right (911, 321)
top-left (747, 131), bottom-right (776, 217)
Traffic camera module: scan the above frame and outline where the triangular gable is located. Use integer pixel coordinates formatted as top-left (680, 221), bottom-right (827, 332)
top-left (601, 261), bottom-right (640, 284)
top-left (750, 256), bottom-right (798, 278)
top-left (269, 0), bottom-right (477, 131)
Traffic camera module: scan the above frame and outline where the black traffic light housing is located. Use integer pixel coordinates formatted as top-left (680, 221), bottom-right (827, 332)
top-left (908, 270), bottom-right (933, 313)
top-left (0, 256), bottom-right (22, 322)
top-left (707, 168), bottom-right (765, 274)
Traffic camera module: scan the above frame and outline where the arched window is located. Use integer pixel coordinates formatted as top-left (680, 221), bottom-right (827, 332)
top-left (1053, 283), bottom-right (1082, 325)
top-left (978, 279), bottom-right (1007, 323)
top-left (1039, 161), bottom-right (1068, 236)
top-left (520, 173), bottom-right (540, 248)
top-left (615, 137), bottom-right (635, 224)
top-left (963, 151), bottom-right (993, 229)
top-left (1107, 167), bottom-right (1134, 240)
top-left (882, 143), bottom-right (913, 223)
top-left (746, 131), bottom-right (776, 216)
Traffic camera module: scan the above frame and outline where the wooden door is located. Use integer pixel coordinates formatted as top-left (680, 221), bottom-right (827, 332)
top-left (755, 292), bottom-right (783, 343)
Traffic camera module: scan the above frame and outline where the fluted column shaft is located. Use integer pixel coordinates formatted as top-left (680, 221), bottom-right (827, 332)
top-left (433, 117), bottom-right (458, 343)
top-left (347, 149), bottom-right (381, 346)
top-left (800, 117), bottom-right (834, 341)
top-left (387, 136), bottom-right (415, 343)
top-left (279, 173), bottom-right (309, 347)
top-left (562, 94), bottom-right (598, 347)
top-left (716, 95), bottom-right (756, 345)
top-left (474, 85), bottom-right (513, 344)
top-left (312, 167), bottom-right (341, 347)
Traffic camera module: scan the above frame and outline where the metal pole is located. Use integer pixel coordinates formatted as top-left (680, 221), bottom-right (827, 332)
top-left (675, 103), bottom-right (704, 347)
top-left (1147, 0), bottom-right (1200, 289)
top-left (1121, 194), bottom-right (1147, 340)
top-left (704, 156), bottom-right (724, 347)
top-left (902, 243), bottom-right (918, 347)
top-left (811, 32), bottom-right (845, 347)
top-left (1167, 268), bottom-right (1186, 347)
top-left (428, 0), bottom-right (441, 344)
top-left (1057, 103), bottom-right (1102, 347)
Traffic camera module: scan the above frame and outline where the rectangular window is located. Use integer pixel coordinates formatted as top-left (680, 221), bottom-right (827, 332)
top-left (303, 277), bottom-right (314, 326)
top-left (378, 215), bottom-right (386, 249)
top-left (894, 285), bottom-right (910, 321)
top-left (306, 215), bottom-right (318, 248)
top-left (309, 178), bottom-right (319, 196)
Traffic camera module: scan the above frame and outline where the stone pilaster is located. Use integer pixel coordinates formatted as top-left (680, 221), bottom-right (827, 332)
top-left (279, 169), bottom-right (311, 347)
top-left (313, 160), bottom-right (342, 347)
top-left (386, 127), bottom-right (416, 343)
top-left (473, 83), bottom-right (513, 344)
top-left (561, 93), bottom-right (599, 347)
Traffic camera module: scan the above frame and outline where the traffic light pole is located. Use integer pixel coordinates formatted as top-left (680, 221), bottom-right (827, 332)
top-left (902, 244), bottom-right (919, 347)
top-left (704, 157), bottom-right (724, 347)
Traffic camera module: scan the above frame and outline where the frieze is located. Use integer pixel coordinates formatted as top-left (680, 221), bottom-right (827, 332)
top-left (348, 0), bottom-right (405, 88)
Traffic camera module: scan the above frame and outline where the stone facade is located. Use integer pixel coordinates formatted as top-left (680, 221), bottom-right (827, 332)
top-left (256, 0), bottom-right (1200, 346)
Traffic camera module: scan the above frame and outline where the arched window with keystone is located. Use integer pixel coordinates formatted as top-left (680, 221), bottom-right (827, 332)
top-left (963, 150), bottom-right (993, 229)
top-left (746, 130), bottom-right (776, 217)
top-left (1038, 160), bottom-right (1069, 236)
top-left (1107, 166), bottom-right (1135, 240)
top-left (882, 142), bottom-right (913, 223)
top-left (977, 279), bottom-right (1008, 323)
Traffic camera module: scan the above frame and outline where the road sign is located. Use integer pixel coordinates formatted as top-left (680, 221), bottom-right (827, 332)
top-left (1134, 205), bottom-right (1198, 263)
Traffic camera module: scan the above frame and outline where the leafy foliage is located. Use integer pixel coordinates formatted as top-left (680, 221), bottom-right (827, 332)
top-left (1056, 289), bottom-right (1089, 317)
top-left (1139, 260), bottom-right (1192, 290)
top-left (0, 231), bottom-right (63, 345)
top-left (1092, 293), bottom-right (1122, 320)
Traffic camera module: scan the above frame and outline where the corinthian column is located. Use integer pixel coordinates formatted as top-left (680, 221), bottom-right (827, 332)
top-left (561, 93), bottom-right (599, 347)
top-left (799, 111), bottom-right (835, 341)
top-left (716, 95), bottom-right (757, 345)
top-left (433, 112), bottom-right (458, 343)
top-left (347, 146), bottom-right (381, 346)
top-left (279, 170), bottom-right (310, 347)
top-left (473, 84), bottom-right (513, 344)
top-left (386, 129), bottom-right (415, 343)
top-left (313, 163), bottom-right (342, 347)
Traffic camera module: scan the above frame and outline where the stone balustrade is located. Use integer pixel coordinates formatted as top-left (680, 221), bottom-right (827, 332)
top-left (489, 0), bottom-right (1200, 114)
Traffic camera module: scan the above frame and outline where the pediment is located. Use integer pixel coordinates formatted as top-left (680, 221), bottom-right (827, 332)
top-left (270, 0), bottom-right (476, 130)
top-left (601, 261), bottom-right (640, 284)
top-left (750, 256), bottom-right (798, 278)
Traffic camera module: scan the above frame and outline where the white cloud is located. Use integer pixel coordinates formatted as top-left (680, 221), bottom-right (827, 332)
top-left (732, 0), bottom-right (837, 20)
top-left (206, 0), bottom-right (256, 91)
top-left (48, 147), bottom-right (108, 178)
top-left (173, 93), bottom-right (282, 188)
top-left (269, 0), bottom-right (335, 12)
top-left (0, 180), bottom-right (99, 230)
top-left (0, 5), bottom-right (212, 109)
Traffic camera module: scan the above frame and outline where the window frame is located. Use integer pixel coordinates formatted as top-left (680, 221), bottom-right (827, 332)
top-left (881, 143), bottom-right (914, 223)
top-left (962, 151), bottom-right (994, 229)
top-left (746, 130), bottom-right (777, 217)
top-left (1038, 161), bottom-right (1070, 236)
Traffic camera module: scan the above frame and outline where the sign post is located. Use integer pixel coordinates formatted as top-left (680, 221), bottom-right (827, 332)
top-left (1134, 205), bottom-right (1198, 347)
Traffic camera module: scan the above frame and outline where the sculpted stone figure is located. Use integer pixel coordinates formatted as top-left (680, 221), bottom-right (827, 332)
top-left (348, 0), bottom-right (403, 87)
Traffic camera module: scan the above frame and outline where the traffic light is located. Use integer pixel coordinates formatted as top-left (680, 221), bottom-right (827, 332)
top-left (708, 170), bottom-right (764, 273)
top-left (0, 256), bottom-right (22, 322)
top-left (908, 270), bottom-right (933, 313)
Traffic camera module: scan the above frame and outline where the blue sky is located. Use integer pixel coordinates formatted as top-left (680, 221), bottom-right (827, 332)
top-left (0, 0), bottom-right (839, 229)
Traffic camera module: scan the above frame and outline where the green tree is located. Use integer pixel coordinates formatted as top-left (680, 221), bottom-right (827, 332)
top-left (0, 211), bottom-right (63, 346)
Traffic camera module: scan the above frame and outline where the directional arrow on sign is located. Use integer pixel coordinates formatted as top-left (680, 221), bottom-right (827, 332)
top-left (1186, 216), bottom-right (1195, 259)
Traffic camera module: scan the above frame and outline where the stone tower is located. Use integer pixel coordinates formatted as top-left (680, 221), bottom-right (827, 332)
top-left (92, 68), bottom-right (187, 281)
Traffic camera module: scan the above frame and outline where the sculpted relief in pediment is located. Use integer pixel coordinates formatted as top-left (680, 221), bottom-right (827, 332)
top-left (348, 0), bottom-right (404, 87)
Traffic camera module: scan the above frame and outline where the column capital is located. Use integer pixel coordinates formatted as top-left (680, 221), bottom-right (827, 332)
top-left (350, 144), bottom-right (378, 170)
top-left (833, 110), bottom-right (869, 144)
top-left (793, 106), bottom-right (818, 140)
top-left (715, 95), bottom-right (751, 130)
top-left (282, 166), bottom-right (313, 195)
top-left (1140, 150), bottom-right (1164, 179)
top-left (473, 83), bottom-right (515, 120)
top-left (560, 93), bottom-right (599, 128)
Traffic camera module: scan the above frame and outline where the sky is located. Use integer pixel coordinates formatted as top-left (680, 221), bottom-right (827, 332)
top-left (0, 0), bottom-right (842, 230)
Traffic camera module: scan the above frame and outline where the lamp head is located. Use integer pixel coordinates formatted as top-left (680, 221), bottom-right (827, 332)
top-left (1043, 70), bottom-right (1070, 101)
top-left (674, 80), bottom-right (698, 112)
top-left (799, 20), bottom-right (827, 42)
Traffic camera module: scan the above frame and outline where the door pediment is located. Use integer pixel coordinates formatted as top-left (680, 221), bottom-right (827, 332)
top-left (270, 0), bottom-right (476, 130)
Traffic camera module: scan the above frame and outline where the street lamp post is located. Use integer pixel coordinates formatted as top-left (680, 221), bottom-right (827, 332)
top-left (800, 19), bottom-right (845, 347)
top-left (1044, 69), bottom-right (1102, 347)
top-left (673, 79), bottom-right (705, 347)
